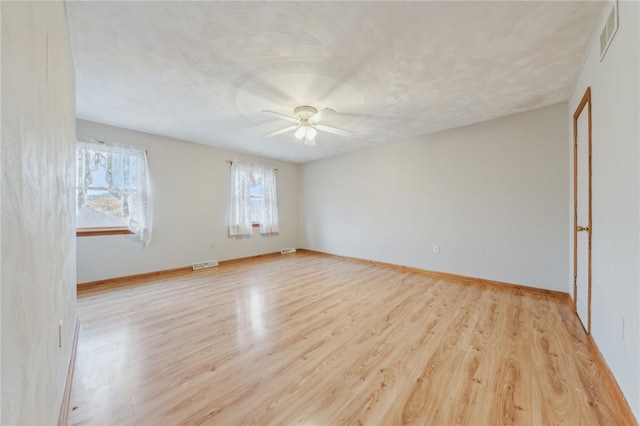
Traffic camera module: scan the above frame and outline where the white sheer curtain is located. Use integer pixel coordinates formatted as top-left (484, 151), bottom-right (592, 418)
top-left (228, 161), bottom-right (279, 236)
top-left (76, 138), bottom-right (152, 244)
top-left (228, 161), bottom-right (253, 236)
top-left (257, 164), bottom-right (279, 234)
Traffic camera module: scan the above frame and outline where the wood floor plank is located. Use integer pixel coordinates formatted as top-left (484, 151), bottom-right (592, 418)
top-left (68, 252), bottom-right (635, 425)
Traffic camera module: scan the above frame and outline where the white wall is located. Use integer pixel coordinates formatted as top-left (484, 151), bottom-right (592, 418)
top-left (300, 103), bottom-right (570, 292)
top-left (76, 120), bottom-right (299, 283)
top-left (1, 1), bottom-right (77, 424)
top-left (569, 1), bottom-right (639, 419)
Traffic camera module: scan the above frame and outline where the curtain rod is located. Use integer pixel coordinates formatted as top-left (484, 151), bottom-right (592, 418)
top-left (226, 160), bottom-right (278, 171)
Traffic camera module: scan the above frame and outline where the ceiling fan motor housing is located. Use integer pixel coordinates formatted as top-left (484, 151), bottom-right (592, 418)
top-left (294, 105), bottom-right (318, 120)
top-left (262, 105), bottom-right (350, 140)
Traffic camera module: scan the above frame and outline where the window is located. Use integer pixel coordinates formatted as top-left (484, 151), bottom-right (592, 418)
top-left (76, 138), bottom-right (152, 243)
top-left (250, 182), bottom-right (263, 226)
top-left (228, 161), bottom-right (279, 236)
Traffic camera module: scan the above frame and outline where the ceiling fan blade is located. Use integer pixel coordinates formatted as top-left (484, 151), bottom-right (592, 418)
top-left (316, 124), bottom-right (352, 137)
top-left (262, 110), bottom-right (300, 124)
top-left (264, 125), bottom-right (299, 137)
top-left (309, 108), bottom-right (336, 123)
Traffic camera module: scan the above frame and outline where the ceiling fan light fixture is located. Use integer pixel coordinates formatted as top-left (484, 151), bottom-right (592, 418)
top-left (306, 126), bottom-right (318, 140)
top-left (263, 105), bottom-right (351, 144)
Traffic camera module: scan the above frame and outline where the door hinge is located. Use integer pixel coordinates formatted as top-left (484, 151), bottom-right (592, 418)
top-left (574, 276), bottom-right (577, 286)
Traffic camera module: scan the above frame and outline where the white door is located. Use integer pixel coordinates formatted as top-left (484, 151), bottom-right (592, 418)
top-left (574, 88), bottom-right (592, 332)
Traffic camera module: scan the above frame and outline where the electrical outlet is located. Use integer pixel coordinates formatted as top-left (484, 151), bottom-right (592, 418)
top-left (433, 245), bottom-right (440, 254)
top-left (209, 242), bottom-right (215, 249)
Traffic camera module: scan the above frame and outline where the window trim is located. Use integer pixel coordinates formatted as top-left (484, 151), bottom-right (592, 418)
top-left (77, 227), bottom-right (134, 237)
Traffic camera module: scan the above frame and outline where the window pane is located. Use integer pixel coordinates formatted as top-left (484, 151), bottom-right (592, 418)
top-left (77, 205), bottom-right (128, 228)
top-left (85, 168), bottom-right (126, 223)
top-left (250, 196), bottom-right (261, 223)
top-left (250, 183), bottom-right (262, 197)
top-left (77, 146), bottom-right (138, 229)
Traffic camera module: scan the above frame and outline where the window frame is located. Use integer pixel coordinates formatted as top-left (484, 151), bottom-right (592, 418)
top-left (75, 139), bottom-right (149, 239)
top-left (228, 161), bottom-right (279, 236)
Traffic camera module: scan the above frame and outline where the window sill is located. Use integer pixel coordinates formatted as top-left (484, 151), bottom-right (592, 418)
top-left (77, 228), bottom-right (133, 237)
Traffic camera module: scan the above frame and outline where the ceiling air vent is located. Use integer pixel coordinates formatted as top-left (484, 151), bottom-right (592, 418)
top-left (599, 0), bottom-right (618, 61)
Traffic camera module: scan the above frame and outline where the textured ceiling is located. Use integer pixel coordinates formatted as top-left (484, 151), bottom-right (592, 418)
top-left (67, 1), bottom-right (606, 163)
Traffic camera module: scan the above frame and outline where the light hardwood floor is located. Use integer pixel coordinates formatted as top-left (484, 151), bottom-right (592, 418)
top-left (69, 251), bottom-right (634, 425)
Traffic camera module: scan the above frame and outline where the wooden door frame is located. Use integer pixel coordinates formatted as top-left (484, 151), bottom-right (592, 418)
top-left (573, 86), bottom-right (592, 333)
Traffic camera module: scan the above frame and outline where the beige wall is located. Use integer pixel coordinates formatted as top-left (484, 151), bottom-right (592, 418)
top-left (76, 120), bottom-right (299, 283)
top-left (300, 103), bottom-right (570, 292)
top-left (569, 1), bottom-right (639, 419)
top-left (1, 1), bottom-right (77, 424)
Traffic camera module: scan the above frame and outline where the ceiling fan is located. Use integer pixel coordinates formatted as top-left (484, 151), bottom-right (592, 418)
top-left (263, 105), bottom-right (352, 146)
